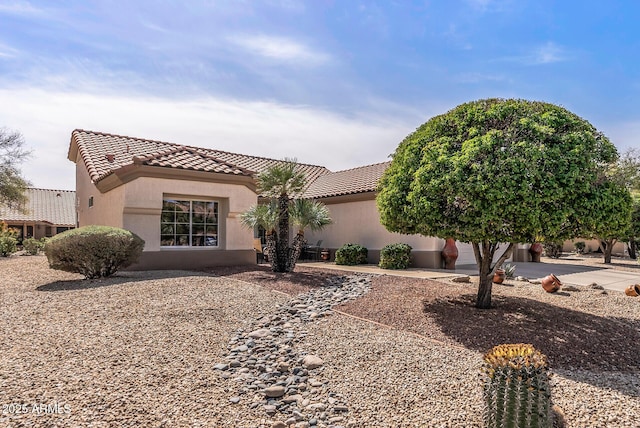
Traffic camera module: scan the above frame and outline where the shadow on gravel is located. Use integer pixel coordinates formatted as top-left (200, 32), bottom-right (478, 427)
top-left (423, 294), bottom-right (640, 394)
top-left (202, 265), bottom-right (344, 294)
top-left (36, 271), bottom-right (214, 292)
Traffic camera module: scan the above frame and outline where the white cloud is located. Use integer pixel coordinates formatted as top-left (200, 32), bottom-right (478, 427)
top-left (0, 42), bottom-right (19, 58)
top-left (531, 41), bottom-right (566, 64)
top-left (227, 34), bottom-right (330, 65)
top-left (0, 1), bottom-right (41, 15)
top-left (0, 87), bottom-right (418, 190)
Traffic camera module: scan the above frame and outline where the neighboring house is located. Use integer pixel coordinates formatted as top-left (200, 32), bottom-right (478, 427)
top-left (69, 129), bottom-right (521, 270)
top-left (0, 188), bottom-right (76, 242)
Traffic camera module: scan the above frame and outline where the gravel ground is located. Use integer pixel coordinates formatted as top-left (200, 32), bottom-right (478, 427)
top-left (1, 256), bottom-right (639, 427)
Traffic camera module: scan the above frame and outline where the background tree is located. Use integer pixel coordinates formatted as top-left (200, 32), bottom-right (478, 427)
top-left (377, 98), bottom-right (618, 309)
top-left (607, 148), bottom-right (640, 258)
top-left (241, 160), bottom-right (332, 272)
top-left (578, 180), bottom-right (633, 263)
top-left (625, 197), bottom-right (640, 259)
top-left (0, 128), bottom-right (31, 213)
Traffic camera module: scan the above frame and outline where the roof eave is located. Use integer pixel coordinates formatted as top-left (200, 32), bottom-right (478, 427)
top-left (95, 164), bottom-right (258, 193)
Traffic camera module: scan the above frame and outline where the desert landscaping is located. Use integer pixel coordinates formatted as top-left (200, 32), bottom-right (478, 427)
top-left (1, 255), bottom-right (638, 427)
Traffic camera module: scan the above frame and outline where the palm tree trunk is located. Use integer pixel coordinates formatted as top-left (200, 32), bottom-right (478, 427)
top-left (276, 194), bottom-right (290, 272)
top-left (264, 232), bottom-right (278, 272)
top-left (287, 231), bottom-right (306, 271)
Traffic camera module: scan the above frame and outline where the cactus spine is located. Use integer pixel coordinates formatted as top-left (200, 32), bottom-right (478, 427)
top-left (481, 343), bottom-right (552, 428)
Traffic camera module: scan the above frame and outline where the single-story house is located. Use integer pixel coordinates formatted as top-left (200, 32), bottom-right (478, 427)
top-left (69, 129), bottom-right (564, 270)
top-left (0, 188), bottom-right (76, 241)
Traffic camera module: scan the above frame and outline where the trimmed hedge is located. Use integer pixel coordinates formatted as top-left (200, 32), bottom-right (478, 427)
top-left (379, 243), bottom-right (412, 269)
top-left (335, 243), bottom-right (368, 265)
top-left (45, 225), bottom-right (145, 279)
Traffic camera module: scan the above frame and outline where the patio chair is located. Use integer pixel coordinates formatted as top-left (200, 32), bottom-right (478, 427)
top-left (305, 240), bottom-right (323, 261)
top-left (254, 238), bottom-right (264, 264)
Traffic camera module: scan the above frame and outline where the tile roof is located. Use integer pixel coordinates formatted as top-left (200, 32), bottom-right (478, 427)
top-left (68, 129), bottom-right (392, 199)
top-left (69, 129), bottom-right (330, 187)
top-left (0, 188), bottom-right (76, 226)
top-left (302, 161), bottom-right (391, 199)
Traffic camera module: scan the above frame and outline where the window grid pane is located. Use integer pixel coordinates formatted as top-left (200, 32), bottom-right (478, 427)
top-left (161, 199), bottom-right (218, 248)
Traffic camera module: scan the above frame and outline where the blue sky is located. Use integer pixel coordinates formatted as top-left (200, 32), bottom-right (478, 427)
top-left (1, 0), bottom-right (639, 190)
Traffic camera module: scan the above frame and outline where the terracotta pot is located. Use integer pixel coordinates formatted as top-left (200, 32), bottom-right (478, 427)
top-left (441, 238), bottom-right (459, 270)
top-left (624, 284), bottom-right (640, 297)
top-left (493, 269), bottom-right (506, 284)
top-left (320, 250), bottom-right (330, 261)
top-left (541, 274), bottom-right (562, 293)
top-left (530, 242), bottom-right (543, 263)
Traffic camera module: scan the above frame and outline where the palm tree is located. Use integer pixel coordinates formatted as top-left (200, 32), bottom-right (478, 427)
top-left (240, 201), bottom-right (279, 271)
top-left (241, 159), bottom-right (332, 272)
top-left (288, 199), bottom-right (332, 270)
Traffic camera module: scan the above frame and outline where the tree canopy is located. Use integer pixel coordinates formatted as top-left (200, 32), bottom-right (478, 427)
top-left (0, 128), bottom-right (31, 212)
top-left (377, 98), bottom-right (619, 308)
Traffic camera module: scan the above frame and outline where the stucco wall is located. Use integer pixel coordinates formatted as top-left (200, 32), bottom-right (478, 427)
top-left (75, 156), bottom-right (125, 228)
top-left (120, 177), bottom-right (256, 252)
top-left (304, 197), bottom-right (485, 266)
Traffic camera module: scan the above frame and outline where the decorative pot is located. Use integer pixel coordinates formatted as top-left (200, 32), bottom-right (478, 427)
top-left (624, 284), bottom-right (640, 297)
top-left (320, 249), bottom-right (330, 261)
top-left (493, 269), bottom-right (506, 284)
top-left (541, 274), bottom-right (562, 293)
top-left (441, 238), bottom-right (459, 270)
top-left (529, 242), bottom-right (543, 263)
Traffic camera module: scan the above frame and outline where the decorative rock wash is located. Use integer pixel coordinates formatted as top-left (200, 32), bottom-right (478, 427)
top-left (214, 274), bottom-right (374, 427)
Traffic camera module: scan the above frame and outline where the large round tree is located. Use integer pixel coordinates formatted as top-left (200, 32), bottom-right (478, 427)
top-left (377, 98), bottom-right (619, 309)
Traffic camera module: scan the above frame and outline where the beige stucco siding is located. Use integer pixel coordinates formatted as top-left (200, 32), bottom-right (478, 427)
top-left (75, 156), bottom-right (125, 228)
top-left (306, 198), bottom-right (444, 250)
top-left (121, 177), bottom-right (256, 252)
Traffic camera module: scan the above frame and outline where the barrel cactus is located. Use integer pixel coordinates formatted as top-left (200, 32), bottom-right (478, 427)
top-left (481, 343), bottom-right (552, 428)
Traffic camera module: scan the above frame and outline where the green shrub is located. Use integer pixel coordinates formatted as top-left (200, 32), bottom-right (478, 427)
top-left (44, 225), bottom-right (145, 279)
top-left (379, 243), bottom-right (412, 269)
top-left (0, 223), bottom-right (18, 257)
top-left (543, 242), bottom-right (562, 258)
top-left (23, 237), bottom-right (46, 255)
top-left (574, 241), bottom-right (586, 254)
top-left (0, 235), bottom-right (18, 257)
top-left (335, 243), bottom-right (368, 265)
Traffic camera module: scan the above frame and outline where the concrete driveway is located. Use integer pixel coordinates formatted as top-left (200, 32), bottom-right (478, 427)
top-left (305, 260), bottom-right (639, 293)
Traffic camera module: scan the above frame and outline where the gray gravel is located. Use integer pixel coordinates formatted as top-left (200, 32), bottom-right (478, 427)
top-left (1, 256), bottom-right (639, 427)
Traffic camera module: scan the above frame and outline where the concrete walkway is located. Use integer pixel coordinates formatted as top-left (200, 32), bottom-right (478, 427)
top-left (303, 260), bottom-right (640, 293)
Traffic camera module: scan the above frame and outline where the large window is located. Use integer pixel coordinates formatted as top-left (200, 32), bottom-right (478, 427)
top-left (161, 199), bottom-right (218, 247)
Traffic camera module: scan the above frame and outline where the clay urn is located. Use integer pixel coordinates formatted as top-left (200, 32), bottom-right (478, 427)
top-left (529, 242), bottom-right (543, 263)
top-left (541, 274), bottom-right (562, 293)
top-left (624, 284), bottom-right (640, 297)
top-left (493, 268), bottom-right (506, 284)
top-left (441, 238), bottom-right (459, 270)
top-left (320, 249), bottom-right (330, 261)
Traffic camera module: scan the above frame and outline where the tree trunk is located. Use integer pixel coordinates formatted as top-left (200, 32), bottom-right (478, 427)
top-left (287, 231), bottom-right (305, 272)
top-left (627, 240), bottom-right (637, 259)
top-left (472, 241), bottom-right (515, 309)
top-left (276, 194), bottom-right (290, 272)
top-left (599, 239), bottom-right (616, 264)
top-left (264, 232), bottom-right (278, 272)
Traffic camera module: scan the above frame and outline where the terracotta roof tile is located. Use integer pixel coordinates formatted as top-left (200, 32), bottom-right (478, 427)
top-left (69, 130), bottom-right (330, 188)
top-left (68, 129), bottom-right (391, 199)
top-left (1, 188), bottom-right (76, 226)
top-left (302, 161), bottom-right (391, 199)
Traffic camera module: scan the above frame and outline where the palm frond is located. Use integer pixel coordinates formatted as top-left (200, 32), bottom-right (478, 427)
top-left (240, 201), bottom-right (278, 231)
top-left (257, 159), bottom-right (307, 198)
top-left (290, 199), bottom-right (332, 232)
